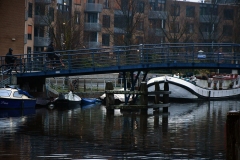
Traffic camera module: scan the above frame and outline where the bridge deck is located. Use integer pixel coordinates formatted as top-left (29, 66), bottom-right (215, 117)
top-left (0, 43), bottom-right (239, 78)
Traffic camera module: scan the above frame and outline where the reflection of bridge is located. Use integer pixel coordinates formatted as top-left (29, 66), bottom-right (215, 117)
top-left (0, 43), bottom-right (239, 93)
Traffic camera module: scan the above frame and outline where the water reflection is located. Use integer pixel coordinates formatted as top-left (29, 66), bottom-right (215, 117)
top-left (0, 100), bottom-right (239, 159)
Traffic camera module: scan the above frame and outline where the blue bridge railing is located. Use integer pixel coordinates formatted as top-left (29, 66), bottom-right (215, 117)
top-left (0, 43), bottom-right (239, 77)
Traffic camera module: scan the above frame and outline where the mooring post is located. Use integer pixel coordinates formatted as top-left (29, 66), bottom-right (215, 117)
top-left (163, 81), bottom-right (169, 113)
top-left (140, 82), bottom-right (148, 114)
top-left (105, 81), bottom-right (114, 115)
top-left (154, 81), bottom-right (160, 114)
top-left (226, 110), bottom-right (240, 160)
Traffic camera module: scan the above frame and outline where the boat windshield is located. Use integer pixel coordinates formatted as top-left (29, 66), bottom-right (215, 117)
top-left (0, 90), bottom-right (11, 97)
top-left (13, 91), bottom-right (23, 98)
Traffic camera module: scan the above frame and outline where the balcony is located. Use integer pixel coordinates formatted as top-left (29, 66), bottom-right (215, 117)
top-left (85, 3), bottom-right (103, 12)
top-left (148, 11), bottom-right (167, 19)
top-left (34, 37), bottom-right (51, 47)
top-left (200, 32), bottom-right (218, 39)
top-left (199, 15), bottom-right (219, 23)
top-left (35, 0), bottom-right (51, 4)
top-left (148, 28), bottom-right (164, 37)
top-left (114, 27), bottom-right (126, 34)
top-left (86, 42), bottom-right (101, 48)
top-left (84, 23), bottom-right (102, 32)
top-left (34, 15), bottom-right (49, 25)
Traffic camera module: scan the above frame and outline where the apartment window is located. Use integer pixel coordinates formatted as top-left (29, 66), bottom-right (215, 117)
top-left (49, 7), bottom-right (54, 21)
top-left (103, 15), bottom-right (110, 28)
top-left (75, 12), bottom-right (80, 24)
top-left (28, 25), bottom-right (32, 40)
top-left (224, 9), bottom-right (233, 20)
top-left (28, 3), bottom-right (32, 18)
top-left (88, 0), bottom-right (95, 3)
top-left (137, 1), bottom-right (144, 13)
top-left (114, 15), bottom-right (127, 28)
top-left (136, 21), bottom-right (144, 30)
top-left (170, 22), bottom-right (179, 33)
top-left (186, 23), bottom-right (194, 34)
top-left (171, 4), bottom-right (180, 16)
top-left (34, 26), bottom-right (44, 37)
top-left (223, 25), bottom-right (233, 36)
top-left (87, 13), bottom-right (98, 23)
top-left (149, 1), bottom-right (164, 11)
top-left (74, 0), bottom-right (81, 5)
top-left (102, 34), bottom-right (110, 46)
top-left (149, 19), bottom-right (161, 29)
top-left (90, 32), bottom-right (97, 41)
top-left (35, 5), bottom-right (45, 15)
top-left (103, 0), bottom-right (109, 8)
top-left (200, 5), bottom-right (218, 16)
top-left (136, 36), bottom-right (143, 44)
top-left (186, 6), bottom-right (195, 17)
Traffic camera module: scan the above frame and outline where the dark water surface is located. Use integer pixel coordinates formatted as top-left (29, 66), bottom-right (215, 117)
top-left (0, 100), bottom-right (239, 160)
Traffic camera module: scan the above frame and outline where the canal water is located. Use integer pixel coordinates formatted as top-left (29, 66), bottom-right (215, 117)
top-left (0, 100), bottom-right (239, 159)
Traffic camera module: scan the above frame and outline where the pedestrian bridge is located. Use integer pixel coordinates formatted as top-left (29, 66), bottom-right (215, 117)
top-left (1, 43), bottom-right (240, 78)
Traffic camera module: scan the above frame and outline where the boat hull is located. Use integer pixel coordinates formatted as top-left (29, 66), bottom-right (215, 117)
top-left (0, 98), bottom-right (36, 109)
top-left (147, 76), bottom-right (240, 100)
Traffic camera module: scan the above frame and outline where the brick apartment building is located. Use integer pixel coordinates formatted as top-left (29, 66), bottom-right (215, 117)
top-left (0, 0), bottom-right (238, 57)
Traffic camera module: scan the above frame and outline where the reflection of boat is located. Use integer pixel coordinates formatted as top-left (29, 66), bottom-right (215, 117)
top-left (147, 74), bottom-right (240, 100)
top-left (48, 91), bottom-right (81, 109)
top-left (0, 86), bottom-right (36, 109)
top-left (0, 108), bottom-right (36, 118)
top-left (99, 88), bottom-right (132, 104)
top-left (81, 98), bottom-right (101, 105)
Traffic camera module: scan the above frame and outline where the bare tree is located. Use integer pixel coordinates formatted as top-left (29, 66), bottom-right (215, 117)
top-left (34, 1), bottom-right (84, 50)
top-left (103, 0), bottom-right (148, 46)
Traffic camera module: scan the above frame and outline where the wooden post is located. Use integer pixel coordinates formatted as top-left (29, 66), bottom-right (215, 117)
top-left (226, 110), bottom-right (240, 160)
top-left (140, 82), bottom-right (148, 114)
top-left (154, 81), bottom-right (160, 113)
top-left (105, 81), bottom-right (114, 115)
top-left (163, 81), bottom-right (169, 113)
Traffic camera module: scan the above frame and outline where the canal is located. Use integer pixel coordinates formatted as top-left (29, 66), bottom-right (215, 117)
top-left (0, 100), bottom-right (239, 159)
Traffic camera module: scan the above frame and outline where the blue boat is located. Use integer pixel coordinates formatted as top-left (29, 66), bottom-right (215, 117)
top-left (81, 98), bottom-right (101, 105)
top-left (0, 86), bottom-right (36, 109)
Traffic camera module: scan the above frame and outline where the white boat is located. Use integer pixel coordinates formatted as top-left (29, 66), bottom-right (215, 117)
top-left (48, 91), bottom-right (81, 109)
top-left (147, 74), bottom-right (240, 100)
top-left (0, 86), bottom-right (36, 109)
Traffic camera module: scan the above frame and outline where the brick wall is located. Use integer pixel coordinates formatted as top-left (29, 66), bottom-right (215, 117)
top-left (0, 0), bottom-right (25, 56)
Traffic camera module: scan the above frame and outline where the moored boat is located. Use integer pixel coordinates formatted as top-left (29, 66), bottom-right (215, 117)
top-left (48, 91), bottom-right (81, 109)
top-left (0, 86), bottom-right (36, 109)
top-left (81, 98), bottom-right (101, 105)
top-left (147, 73), bottom-right (240, 100)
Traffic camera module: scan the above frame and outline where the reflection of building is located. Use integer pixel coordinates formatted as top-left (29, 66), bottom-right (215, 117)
top-left (0, 0), bottom-right (238, 56)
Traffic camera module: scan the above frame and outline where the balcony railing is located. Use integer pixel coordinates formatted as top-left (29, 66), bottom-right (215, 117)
top-left (85, 3), bottom-right (103, 12)
top-left (35, 0), bottom-right (51, 3)
top-left (148, 28), bottom-right (164, 36)
top-left (34, 15), bottom-right (49, 25)
top-left (86, 41), bottom-right (101, 48)
top-left (148, 11), bottom-right (167, 19)
top-left (199, 15), bottom-right (219, 23)
top-left (34, 37), bottom-right (51, 47)
top-left (84, 23), bottom-right (102, 32)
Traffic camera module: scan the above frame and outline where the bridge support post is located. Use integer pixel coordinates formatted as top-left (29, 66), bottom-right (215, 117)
top-left (105, 81), bottom-right (114, 115)
top-left (226, 110), bottom-right (240, 160)
top-left (154, 81), bottom-right (160, 114)
top-left (140, 82), bottom-right (148, 114)
top-left (163, 81), bottom-right (169, 113)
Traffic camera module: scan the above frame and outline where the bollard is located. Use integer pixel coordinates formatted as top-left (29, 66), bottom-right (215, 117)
top-left (226, 110), bottom-right (240, 160)
top-left (154, 81), bottom-right (160, 113)
top-left (163, 81), bottom-right (169, 113)
top-left (105, 82), bottom-right (114, 115)
top-left (140, 82), bottom-right (148, 114)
